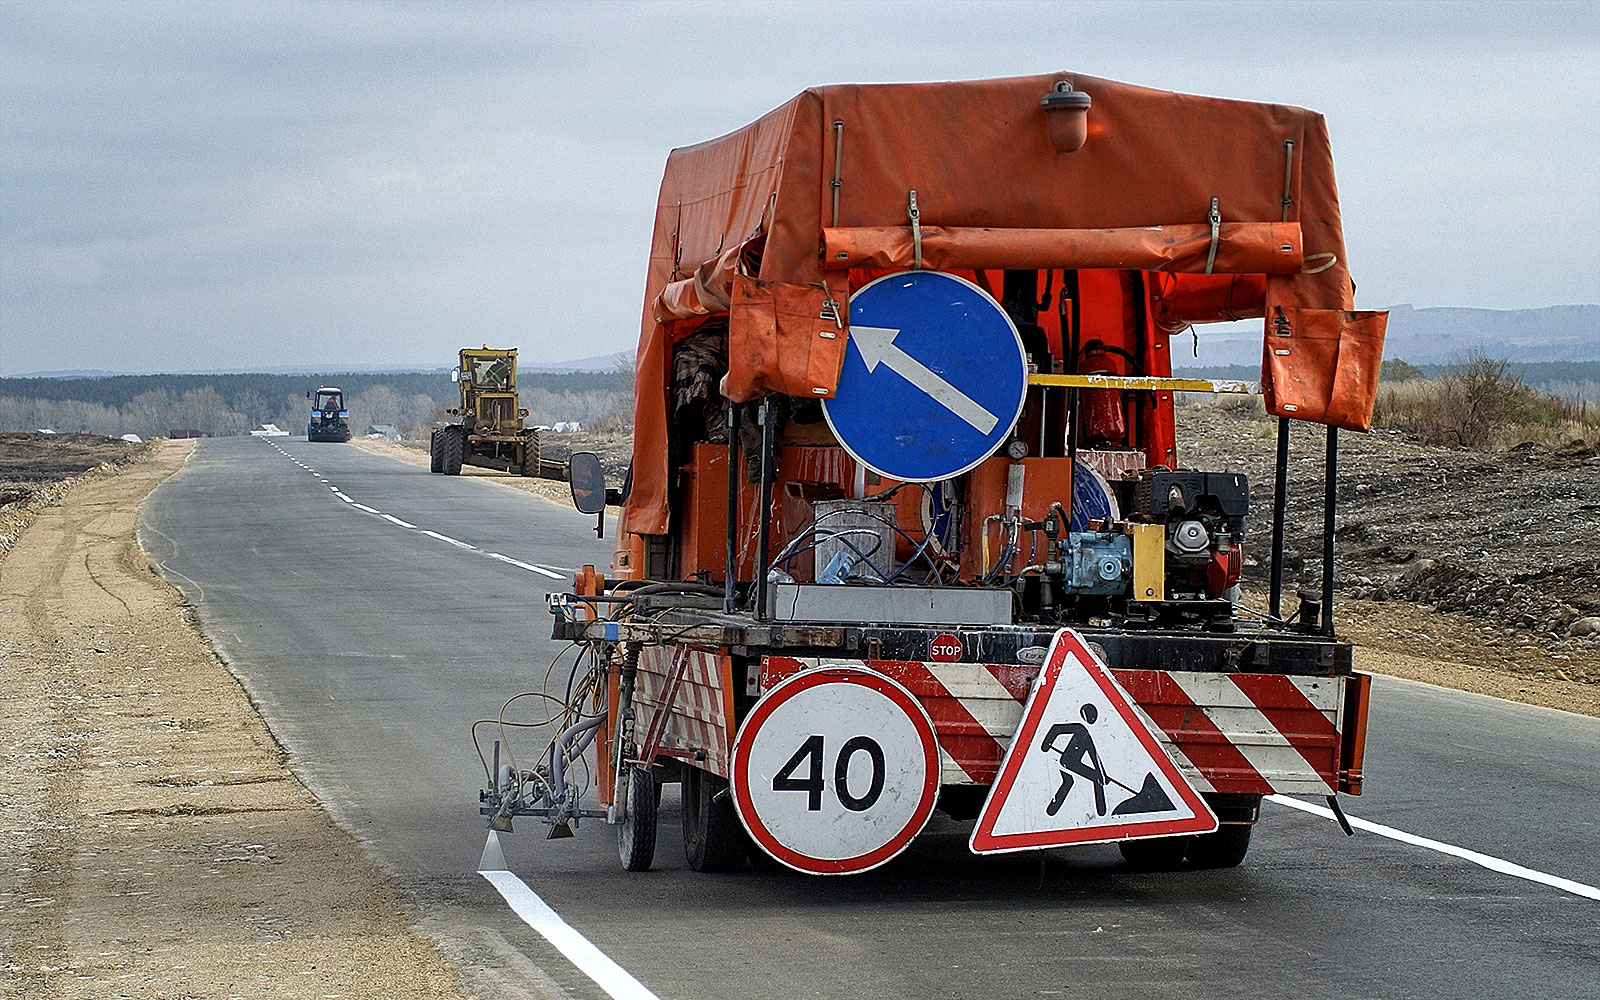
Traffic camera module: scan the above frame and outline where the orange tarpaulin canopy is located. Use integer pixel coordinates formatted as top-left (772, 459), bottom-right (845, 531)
top-left (626, 73), bottom-right (1386, 536)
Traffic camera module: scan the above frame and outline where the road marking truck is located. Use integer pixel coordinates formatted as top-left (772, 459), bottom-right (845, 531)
top-left (482, 73), bottom-right (1387, 875)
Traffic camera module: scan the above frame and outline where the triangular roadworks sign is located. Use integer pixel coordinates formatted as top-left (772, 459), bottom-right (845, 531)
top-left (970, 629), bottom-right (1218, 854)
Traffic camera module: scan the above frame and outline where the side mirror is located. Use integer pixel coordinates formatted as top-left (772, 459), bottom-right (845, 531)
top-left (451, 367), bottom-right (461, 383)
top-left (306, 390), bottom-right (312, 399)
top-left (569, 451), bottom-right (608, 538)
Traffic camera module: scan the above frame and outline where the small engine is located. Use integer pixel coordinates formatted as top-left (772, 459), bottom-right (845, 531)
top-left (1131, 469), bottom-right (1248, 602)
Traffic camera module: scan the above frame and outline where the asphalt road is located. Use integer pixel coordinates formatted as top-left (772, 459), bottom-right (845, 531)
top-left (140, 436), bottom-right (1600, 1000)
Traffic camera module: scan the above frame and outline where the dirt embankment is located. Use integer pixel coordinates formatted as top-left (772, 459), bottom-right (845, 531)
top-left (0, 441), bottom-right (471, 1000)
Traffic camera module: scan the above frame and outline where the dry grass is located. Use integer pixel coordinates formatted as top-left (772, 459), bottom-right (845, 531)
top-left (1372, 354), bottom-right (1600, 451)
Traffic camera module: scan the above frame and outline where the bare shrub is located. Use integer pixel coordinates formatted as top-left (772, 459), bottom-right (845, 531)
top-left (1374, 352), bottom-right (1600, 450)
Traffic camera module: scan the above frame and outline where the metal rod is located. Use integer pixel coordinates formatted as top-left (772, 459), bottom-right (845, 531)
top-left (754, 398), bottom-right (776, 621)
top-left (1269, 416), bottom-right (1290, 619)
top-left (1322, 425), bottom-right (1338, 636)
top-left (1280, 139), bottom-right (1297, 222)
top-left (725, 401), bottom-right (740, 615)
top-left (831, 121), bottom-right (844, 227)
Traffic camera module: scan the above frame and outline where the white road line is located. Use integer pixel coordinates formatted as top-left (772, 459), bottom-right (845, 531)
top-left (352, 503), bottom-right (381, 514)
top-left (486, 552), bottom-right (564, 579)
top-left (1267, 795), bottom-right (1600, 901)
top-left (421, 530), bottom-right (476, 549)
top-left (479, 869), bottom-right (660, 1000)
top-left (333, 493), bottom-right (353, 503)
top-left (381, 514), bottom-right (417, 528)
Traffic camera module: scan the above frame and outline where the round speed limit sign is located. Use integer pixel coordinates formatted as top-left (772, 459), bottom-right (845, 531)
top-left (731, 666), bottom-right (940, 875)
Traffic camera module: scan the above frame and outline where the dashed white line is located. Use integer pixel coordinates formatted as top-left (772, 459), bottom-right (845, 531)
top-left (1268, 795), bottom-right (1600, 901)
top-left (486, 552), bottom-right (564, 579)
top-left (352, 503), bottom-right (381, 514)
top-left (421, 530), bottom-right (476, 549)
top-left (381, 514), bottom-right (417, 528)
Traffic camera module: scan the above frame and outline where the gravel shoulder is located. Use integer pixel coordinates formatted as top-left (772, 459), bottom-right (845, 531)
top-left (0, 440), bottom-right (472, 1000)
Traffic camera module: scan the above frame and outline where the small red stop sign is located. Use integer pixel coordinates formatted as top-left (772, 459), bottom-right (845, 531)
top-left (929, 634), bottom-right (963, 662)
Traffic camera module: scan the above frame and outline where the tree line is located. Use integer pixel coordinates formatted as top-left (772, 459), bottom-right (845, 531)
top-left (0, 370), bottom-right (631, 440)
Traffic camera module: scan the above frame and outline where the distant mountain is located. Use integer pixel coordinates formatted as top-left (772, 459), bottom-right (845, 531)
top-left (522, 350), bottom-right (634, 373)
top-left (1180, 304), bottom-right (1600, 367)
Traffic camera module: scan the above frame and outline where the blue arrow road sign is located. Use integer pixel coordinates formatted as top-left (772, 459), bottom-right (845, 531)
top-left (823, 270), bottom-right (1028, 483)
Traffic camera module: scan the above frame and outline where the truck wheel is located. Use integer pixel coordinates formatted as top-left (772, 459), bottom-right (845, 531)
top-left (1187, 824), bottom-right (1252, 869)
top-left (618, 766), bottom-right (658, 872)
top-left (681, 766), bottom-right (748, 872)
top-left (429, 431), bottom-right (444, 473)
top-left (440, 426), bottom-right (466, 475)
top-left (519, 430), bottom-right (541, 477)
top-left (1119, 836), bottom-right (1191, 871)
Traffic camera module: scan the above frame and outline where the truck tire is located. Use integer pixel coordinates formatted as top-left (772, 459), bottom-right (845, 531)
top-left (429, 430), bottom-right (444, 473)
top-left (618, 765), bottom-right (658, 872)
top-left (681, 766), bottom-right (748, 872)
top-left (1186, 824), bottom-right (1252, 868)
top-left (440, 426), bottom-right (466, 475)
top-left (519, 430), bottom-right (541, 478)
top-left (1118, 835), bottom-right (1191, 871)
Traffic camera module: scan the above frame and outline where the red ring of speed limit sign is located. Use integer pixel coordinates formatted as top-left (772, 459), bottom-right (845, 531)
top-left (731, 666), bottom-right (940, 875)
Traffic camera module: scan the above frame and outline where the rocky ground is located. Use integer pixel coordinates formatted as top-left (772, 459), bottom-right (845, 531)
top-left (1178, 398), bottom-right (1600, 712)
top-left (0, 439), bottom-right (474, 1000)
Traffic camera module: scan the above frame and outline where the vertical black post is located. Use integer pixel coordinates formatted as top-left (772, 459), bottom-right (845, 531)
top-left (1321, 425), bottom-right (1338, 636)
top-left (1268, 416), bottom-right (1290, 620)
top-left (754, 398), bottom-right (776, 621)
top-left (724, 401), bottom-right (740, 615)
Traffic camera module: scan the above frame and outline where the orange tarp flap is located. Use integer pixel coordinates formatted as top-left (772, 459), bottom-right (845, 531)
top-left (822, 223), bottom-right (1303, 274)
top-left (623, 73), bottom-right (1378, 536)
top-left (1262, 307), bottom-right (1389, 431)
top-left (726, 276), bottom-right (849, 402)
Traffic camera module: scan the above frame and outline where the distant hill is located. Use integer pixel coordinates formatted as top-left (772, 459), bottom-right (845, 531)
top-left (1183, 304), bottom-right (1600, 367)
top-left (522, 351), bottom-right (634, 373)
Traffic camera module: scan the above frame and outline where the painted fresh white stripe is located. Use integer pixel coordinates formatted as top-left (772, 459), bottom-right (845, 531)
top-left (1267, 795), bottom-right (1600, 902)
top-left (381, 513), bottom-right (417, 528)
top-left (486, 552), bottom-right (565, 579)
top-left (333, 492), bottom-right (353, 503)
top-left (352, 503), bottom-right (380, 514)
top-left (421, 530), bottom-right (475, 549)
top-left (479, 869), bottom-right (661, 1000)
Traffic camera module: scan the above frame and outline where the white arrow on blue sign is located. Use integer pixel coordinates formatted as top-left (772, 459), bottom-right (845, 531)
top-left (823, 270), bottom-right (1029, 483)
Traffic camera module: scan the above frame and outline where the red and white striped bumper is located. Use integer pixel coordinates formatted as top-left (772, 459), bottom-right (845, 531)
top-left (761, 657), bottom-right (1369, 797)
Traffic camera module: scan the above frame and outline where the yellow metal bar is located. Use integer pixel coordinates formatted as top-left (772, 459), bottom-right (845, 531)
top-left (1027, 373), bottom-right (1259, 394)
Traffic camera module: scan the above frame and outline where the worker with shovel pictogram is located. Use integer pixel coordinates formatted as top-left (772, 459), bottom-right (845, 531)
top-left (1040, 703), bottom-right (1176, 818)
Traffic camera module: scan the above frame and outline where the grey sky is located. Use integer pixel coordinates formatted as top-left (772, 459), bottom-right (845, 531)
top-left (1, 0), bottom-right (1596, 376)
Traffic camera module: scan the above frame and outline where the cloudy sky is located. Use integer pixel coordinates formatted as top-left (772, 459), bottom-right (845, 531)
top-left (2, 0), bottom-right (1596, 376)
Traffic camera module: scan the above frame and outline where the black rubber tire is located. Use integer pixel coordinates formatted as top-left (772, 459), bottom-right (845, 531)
top-left (1119, 836), bottom-right (1192, 871)
top-left (1186, 824), bottom-right (1253, 869)
top-left (681, 766), bottom-right (748, 872)
top-left (440, 426), bottom-right (466, 476)
top-left (617, 766), bottom-right (658, 872)
top-left (518, 430), bottom-right (541, 478)
top-left (429, 430), bottom-right (444, 473)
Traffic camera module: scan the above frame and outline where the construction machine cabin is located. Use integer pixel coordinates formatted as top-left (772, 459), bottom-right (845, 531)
top-left (488, 73), bottom-right (1388, 875)
top-left (430, 347), bottom-right (543, 477)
